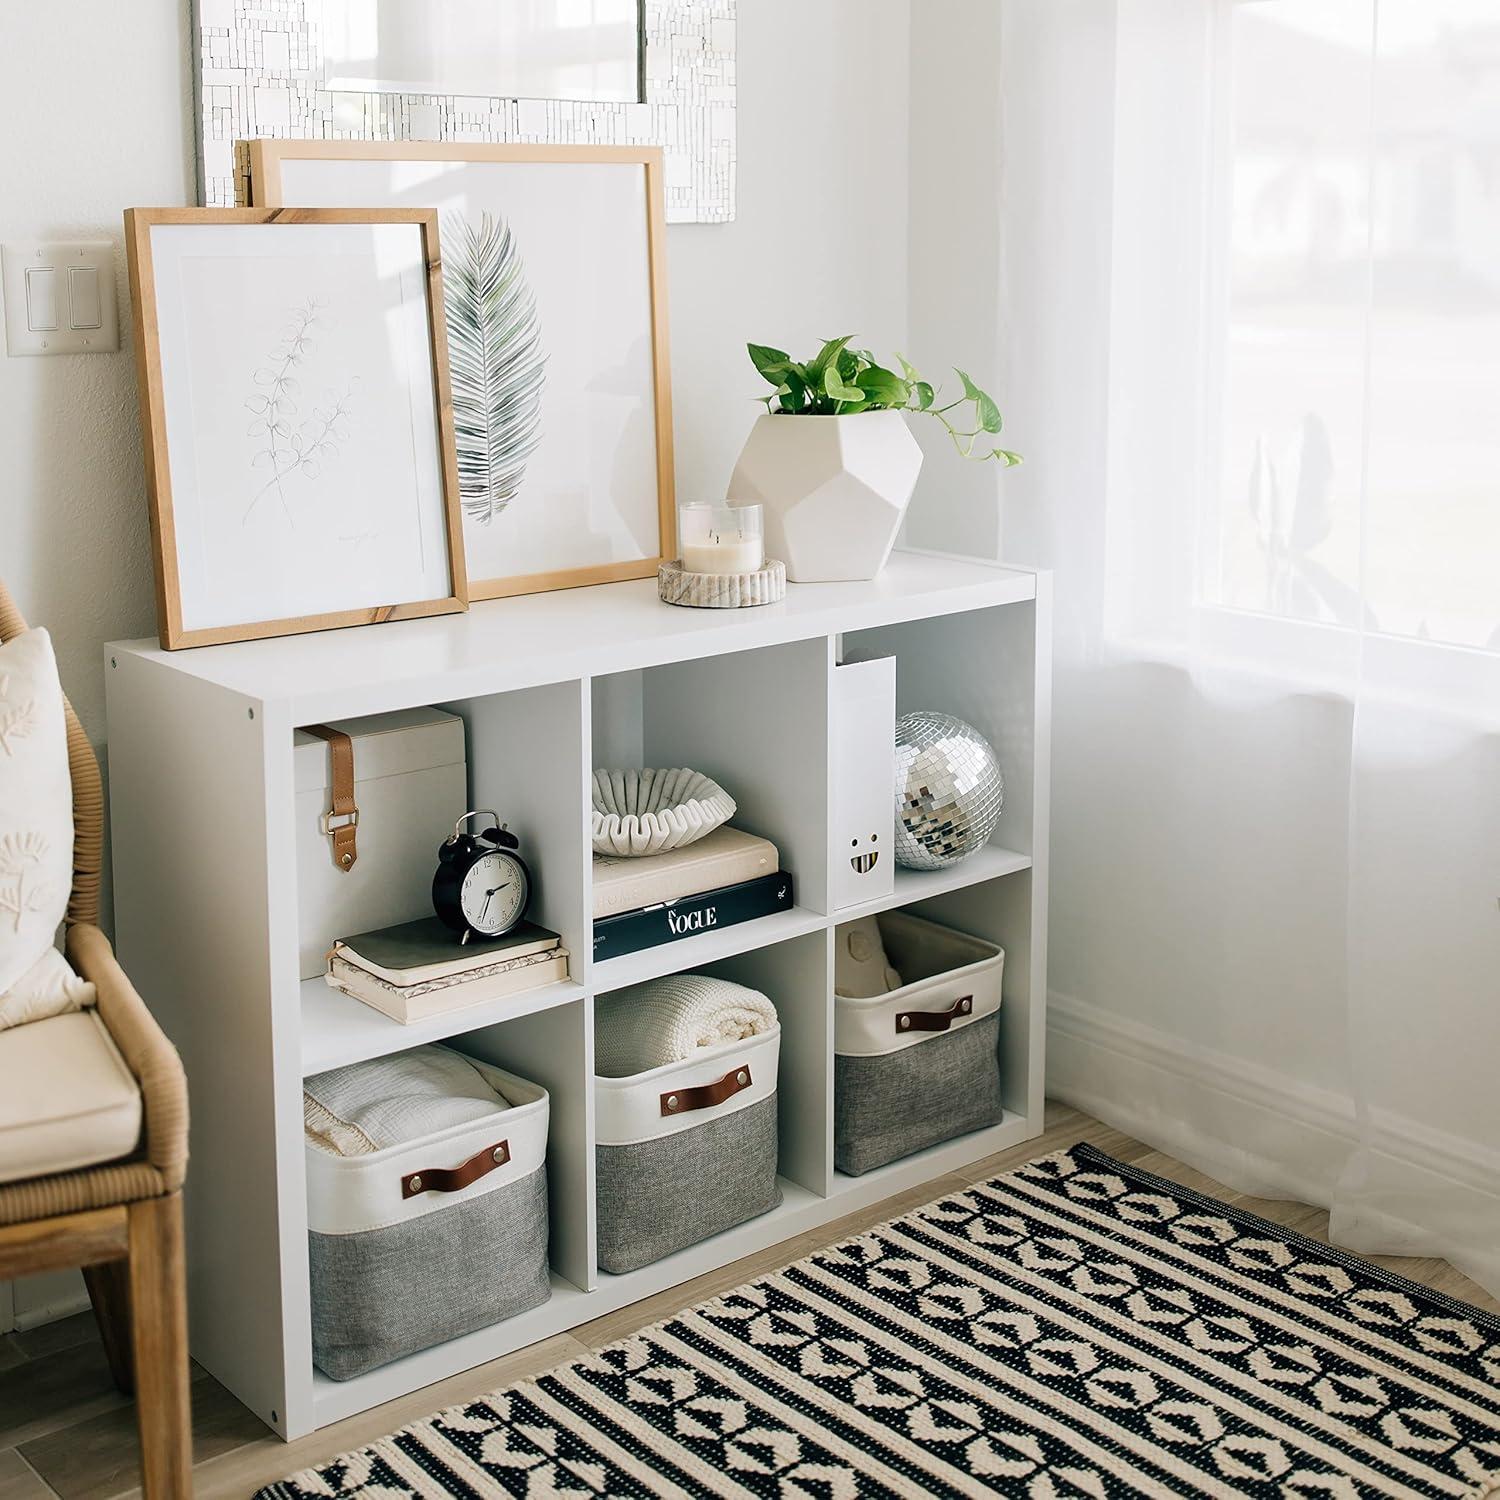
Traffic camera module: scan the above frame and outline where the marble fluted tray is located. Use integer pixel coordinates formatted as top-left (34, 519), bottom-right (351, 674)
top-left (658, 557), bottom-right (787, 608)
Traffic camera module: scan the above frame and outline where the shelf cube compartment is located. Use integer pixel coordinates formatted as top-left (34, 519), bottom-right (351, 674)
top-left (303, 1048), bottom-right (552, 1381)
top-left (832, 909), bottom-right (1005, 1176)
top-left (589, 638), bottom-right (832, 918)
top-left (844, 603), bottom-right (1039, 865)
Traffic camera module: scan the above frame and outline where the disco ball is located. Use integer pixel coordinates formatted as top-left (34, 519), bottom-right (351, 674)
top-left (894, 711), bottom-right (1004, 869)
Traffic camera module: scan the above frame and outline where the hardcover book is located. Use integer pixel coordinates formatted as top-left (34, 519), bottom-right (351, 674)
top-left (332, 915), bottom-right (559, 986)
top-left (325, 947), bottom-right (570, 1024)
top-left (592, 826), bottom-right (779, 918)
top-left (592, 871), bottom-right (795, 961)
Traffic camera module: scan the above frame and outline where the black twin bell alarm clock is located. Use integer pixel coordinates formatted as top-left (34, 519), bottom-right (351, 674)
top-left (432, 810), bottom-right (533, 943)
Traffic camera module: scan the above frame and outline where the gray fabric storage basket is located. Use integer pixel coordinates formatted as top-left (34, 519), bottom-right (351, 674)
top-left (305, 1054), bottom-right (551, 1380)
top-left (595, 1025), bottom-right (781, 1274)
top-left (835, 911), bottom-right (1004, 1176)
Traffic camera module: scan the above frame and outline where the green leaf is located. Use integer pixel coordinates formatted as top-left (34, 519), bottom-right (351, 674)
top-left (823, 363), bottom-right (866, 403)
top-left (914, 381), bottom-right (935, 410)
top-left (747, 342), bottom-right (791, 385)
top-left (855, 364), bottom-right (909, 409)
top-left (895, 351), bottom-right (922, 385)
top-left (777, 367), bottom-right (809, 413)
top-left (807, 335), bottom-right (854, 383)
top-left (955, 367), bottom-right (1003, 433)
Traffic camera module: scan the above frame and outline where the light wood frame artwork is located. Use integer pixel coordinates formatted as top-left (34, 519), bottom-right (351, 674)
top-left (125, 207), bottom-right (468, 650)
top-left (248, 142), bottom-right (677, 602)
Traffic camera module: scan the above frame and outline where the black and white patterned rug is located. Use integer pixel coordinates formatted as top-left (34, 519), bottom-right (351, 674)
top-left (259, 1144), bottom-right (1500, 1498)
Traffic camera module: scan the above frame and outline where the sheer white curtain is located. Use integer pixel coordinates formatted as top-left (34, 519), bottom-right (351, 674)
top-left (997, 0), bottom-right (1500, 1295)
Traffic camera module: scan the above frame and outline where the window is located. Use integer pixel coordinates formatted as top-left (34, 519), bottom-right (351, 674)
top-left (1204, 0), bottom-right (1500, 654)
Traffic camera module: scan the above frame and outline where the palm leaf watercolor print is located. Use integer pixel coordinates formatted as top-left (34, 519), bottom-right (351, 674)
top-left (442, 211), bottom-right (546, 524)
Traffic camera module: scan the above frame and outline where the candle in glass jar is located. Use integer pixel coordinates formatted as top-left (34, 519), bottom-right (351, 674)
top-left (679, 502), bottom-right (764, 574)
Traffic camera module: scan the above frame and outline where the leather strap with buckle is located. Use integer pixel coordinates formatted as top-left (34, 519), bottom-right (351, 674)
top-left (305, 724), bottom-right (359, 873)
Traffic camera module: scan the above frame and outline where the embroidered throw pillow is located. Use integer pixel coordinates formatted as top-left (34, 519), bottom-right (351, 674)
top-left (0, 627), bottom-right (88, 1025)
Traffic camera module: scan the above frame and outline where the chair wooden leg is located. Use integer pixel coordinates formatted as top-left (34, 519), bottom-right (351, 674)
top-left (126, 1193), bottom-right (191, 1498)
top-left (82, 1254), bottom-right (135, 1393)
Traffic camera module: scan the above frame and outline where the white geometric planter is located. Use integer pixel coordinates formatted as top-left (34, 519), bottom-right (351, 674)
top-left (727, 411), bottom-right (925, 582)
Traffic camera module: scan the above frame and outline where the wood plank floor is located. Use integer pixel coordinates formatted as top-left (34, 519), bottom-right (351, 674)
top-left (3, 1103), bottom-right (1496, 1499)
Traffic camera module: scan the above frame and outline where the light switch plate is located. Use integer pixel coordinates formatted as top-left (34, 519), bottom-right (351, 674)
top-left (3, 241), bottom-right (120, 355)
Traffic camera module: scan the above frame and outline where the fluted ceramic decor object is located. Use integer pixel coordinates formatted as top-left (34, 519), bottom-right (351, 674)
top-left (591, 768), bottom-right (736, 856)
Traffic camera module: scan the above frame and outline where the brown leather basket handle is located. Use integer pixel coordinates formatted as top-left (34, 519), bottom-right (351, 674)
top-left (660, 1065), bottom-right (753, 1118)
top-left (401, 1139), bottom-right (510, 1199)
top-left (895, 995), bottom-right (974, 1035)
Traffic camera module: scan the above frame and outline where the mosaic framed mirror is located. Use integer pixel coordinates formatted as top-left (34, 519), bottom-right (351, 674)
top-left (193, 0), bottom-right (736, 223)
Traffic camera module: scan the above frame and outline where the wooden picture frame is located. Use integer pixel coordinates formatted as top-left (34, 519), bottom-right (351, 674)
top-left (247, 143), bottom-right (677, 602)
top-left (125, 207), bottom-right (468, 650)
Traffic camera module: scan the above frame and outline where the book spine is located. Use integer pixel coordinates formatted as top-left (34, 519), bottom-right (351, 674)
top-left (591, 873), bottom-right (794, 961)
top-left (331, 946), bottom-right (564, 1000)
top-left (328, 952), bottom-right (569, 1022)
top-left (592, 845), bottom-right (775, 919)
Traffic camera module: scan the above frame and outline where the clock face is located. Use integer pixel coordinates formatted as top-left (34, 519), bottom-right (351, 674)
top-left (458, 850), bottom-right (528, 936)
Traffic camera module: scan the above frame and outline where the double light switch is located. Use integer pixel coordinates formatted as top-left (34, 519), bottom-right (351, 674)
top-left (2, 242), bottom-right (120, 355)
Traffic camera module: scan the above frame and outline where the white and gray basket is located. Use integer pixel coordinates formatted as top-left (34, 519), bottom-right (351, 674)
top-left (834, 912), bottom-right (1004, 1176)
top-left (595, 1025), bottom-right (782, 1274)
top-left (305, 1056), bottom-right (551, 1380)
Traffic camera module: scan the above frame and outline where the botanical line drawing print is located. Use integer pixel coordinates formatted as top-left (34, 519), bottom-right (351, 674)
top-left (244, 299), bottom-right (357, 525)
top-left (443, 211), bottom-right (547, 524)
top-left (0, 832), bottom-right (51, 934)
top-left (0, 674), bottom-right (38, 757)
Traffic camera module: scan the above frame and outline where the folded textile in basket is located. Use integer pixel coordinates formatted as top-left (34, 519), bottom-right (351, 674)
top-left (594, 974), bottom-right (777, 1078)
top-left (304, 1045), bottom-right (512, 1157)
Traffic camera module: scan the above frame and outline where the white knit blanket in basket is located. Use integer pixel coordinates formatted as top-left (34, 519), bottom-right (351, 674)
top-left (594, 974), bottom-right (777, 1078)
top-left (304, 1046), bottom-right (511, 1157)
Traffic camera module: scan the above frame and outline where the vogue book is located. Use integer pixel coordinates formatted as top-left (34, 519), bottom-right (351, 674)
top-left (592, 871), bottom-right (794, 961)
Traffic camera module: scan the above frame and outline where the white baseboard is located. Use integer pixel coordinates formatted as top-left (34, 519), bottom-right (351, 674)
top-left (1046, 990), bottom-right (1500, 1291)
top-left (7, 1269), bottom-right (88, 1332)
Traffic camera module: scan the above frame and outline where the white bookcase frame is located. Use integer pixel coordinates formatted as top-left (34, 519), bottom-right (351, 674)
top-left (105, 550), bottom-right (1052, 1439)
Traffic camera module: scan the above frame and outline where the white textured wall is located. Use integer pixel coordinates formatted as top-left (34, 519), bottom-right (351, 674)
top-left (902, 1), bottom-right (1009, 558)
top-left (0, 4), bottom-right (194, 742)
top-left (670, 3), bottom-right (912, 499)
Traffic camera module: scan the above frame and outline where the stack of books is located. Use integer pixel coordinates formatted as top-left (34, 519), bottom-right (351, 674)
top-left (592, 825), bottom-right (793, 961)
top-left (326, 917), bottom-right (569, 1024)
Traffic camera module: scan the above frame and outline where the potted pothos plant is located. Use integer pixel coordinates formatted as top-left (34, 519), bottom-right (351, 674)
top-left (728, 337), bottom-right (1020, 582)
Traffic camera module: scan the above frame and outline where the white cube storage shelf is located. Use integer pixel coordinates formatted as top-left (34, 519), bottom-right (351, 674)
top-left (105, 551), bottom-right (1051, 1439)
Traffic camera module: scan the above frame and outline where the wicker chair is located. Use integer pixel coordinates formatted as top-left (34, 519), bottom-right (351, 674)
top-left (0, 580), bottom-right (191, 1495)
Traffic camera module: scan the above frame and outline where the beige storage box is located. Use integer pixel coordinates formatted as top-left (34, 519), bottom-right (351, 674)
top-left (294, 708), bottom-right (466, 979)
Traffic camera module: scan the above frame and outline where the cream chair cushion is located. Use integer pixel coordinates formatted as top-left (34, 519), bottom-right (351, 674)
top-left (0, 1009), bottom-right (142, 1183)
